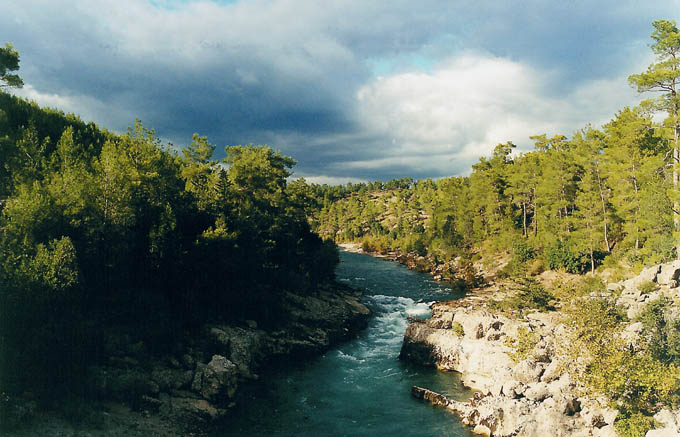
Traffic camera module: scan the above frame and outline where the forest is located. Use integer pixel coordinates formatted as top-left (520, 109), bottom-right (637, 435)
top-left (313, 115), bottom-right (671, 277)
top-left (313, 20), bottom-right (680, 279)
top-left (0, 88), bottom-right (339, 411)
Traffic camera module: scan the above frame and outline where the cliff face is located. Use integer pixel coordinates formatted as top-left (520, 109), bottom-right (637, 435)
top-left (6, 285), bottom-right (371, 436)
top-left (400, 263), bottom-right (680, 437)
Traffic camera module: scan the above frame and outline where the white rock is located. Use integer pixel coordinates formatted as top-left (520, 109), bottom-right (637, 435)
top-left (501, 379), bottom-right (524, 398)
top-left (657, 260), bottom-right (680, 287)
top-left (525, 382), bottom-right (551, 401)
top-left (512, 360), bottom-right (544, 384)
top-left (593, 425), bottom-right (618, 437)
top-left (472, 424), bottom-right (491, 436)
top-left (541, 360), bottom-right (561, 383)
top-left (638, 265), bottom-right (661, 284)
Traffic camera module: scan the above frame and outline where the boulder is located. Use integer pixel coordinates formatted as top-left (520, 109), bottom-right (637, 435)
top-left (647, 408), bottom-right (680, 436)
top-left (657, 261), bottom-right (680, 288)
top-left (512, 360), bottom-right (544, 384)
top-left (428, 311), bottom-right (453, 329)
top-left (170, 397), bottom-right (225, 426)
top-left (192, 355), bottom-right (238, 401)
top-left (639, 265), bottom-right (661, 283)
top-left (501, 379), bottom-right (524, 398)
top-left (540, 360), bottom-right (561, 383)
top-left (620, 322), bottom-right (644, 347)
top-left (525, 382), bottom-right (551, 402)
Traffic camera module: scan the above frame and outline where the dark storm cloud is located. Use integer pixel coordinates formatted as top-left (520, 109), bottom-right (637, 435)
top-left (3, 0), bottom-right (679, 183)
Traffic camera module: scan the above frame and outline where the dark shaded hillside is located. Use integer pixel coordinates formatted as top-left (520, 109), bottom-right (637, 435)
top-left (0, 94), bottom-right (340, 425)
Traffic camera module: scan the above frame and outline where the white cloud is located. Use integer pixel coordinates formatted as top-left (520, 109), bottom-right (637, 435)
top-left (12, 84), bottom-right (133, 133)
top-left (354, 53), bottom-right (642, 177)
top-left (299, 175), bottom-right (367, 185)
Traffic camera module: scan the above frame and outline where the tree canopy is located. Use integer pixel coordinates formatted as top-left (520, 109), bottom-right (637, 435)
top-left (0, 42), bottom-right (23, 89)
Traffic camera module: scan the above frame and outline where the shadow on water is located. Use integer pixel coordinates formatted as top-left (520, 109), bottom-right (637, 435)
top-left (219, 251), bottom-right (474, 436)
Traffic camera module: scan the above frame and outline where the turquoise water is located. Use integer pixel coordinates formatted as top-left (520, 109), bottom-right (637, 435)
top-left (223, 251), bottom-right (473, 436)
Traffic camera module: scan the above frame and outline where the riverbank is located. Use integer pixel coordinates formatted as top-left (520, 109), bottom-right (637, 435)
top-left (336, 242), bottom-right (502, 288)
top-left (399, 263), bottom-right (680, 436)
top-left (3, 282), bottom-right (370, 436)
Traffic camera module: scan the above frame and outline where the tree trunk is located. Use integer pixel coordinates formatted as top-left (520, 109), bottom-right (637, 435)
top-left (673, 122), bottom-right (680, 259)
top-left (595, 167), bottom-right (610, 252)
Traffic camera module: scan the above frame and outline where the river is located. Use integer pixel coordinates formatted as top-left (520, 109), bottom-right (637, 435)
top-left (223, 250), bottom-right (473, 436)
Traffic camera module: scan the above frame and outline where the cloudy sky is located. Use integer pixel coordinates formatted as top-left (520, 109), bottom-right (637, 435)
top-left (2, 1), bottom-right (679, 183)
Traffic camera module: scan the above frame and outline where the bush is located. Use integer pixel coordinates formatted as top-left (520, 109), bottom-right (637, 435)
top-left (505, 326), bottom-right (538, 363)
top-left (496, 259), bottom-right (526, 279)
top-left (614, 410), bottom-right (657, 437)
top-left (409, 236), bottom-right (428, 257)
top-left (451, 321), bottom-right (464, 337)
top-left (489, 278), bottom-right (555, 314)
top-left (637, 280), bottom-right (657, 294)
top-left (512, 240), bottom-right (535, 263)
top-left (636, 297), bottom-right (680, 364)
top-left (545, 240), bottom-right (586, 273)
top-left (528, 258), bottom-right (545, 276)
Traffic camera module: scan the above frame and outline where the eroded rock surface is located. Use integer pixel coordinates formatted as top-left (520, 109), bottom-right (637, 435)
top-left (7, 284), bottom-right (370, 435)
top-left (401, 260), bottom-right (680, 437)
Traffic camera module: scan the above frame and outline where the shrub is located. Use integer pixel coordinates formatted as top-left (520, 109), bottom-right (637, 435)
top-left (496, 258), bottom-right (526, 279)
top-left (408, 236), bottom-right (428, 257)
top-left (615, 411), bottom-right (657, 437)
top-left (512, 240), bottom-right (535, 263)
top-left (637, 280), bottom-right (657, 294)
top-left (505, 326), bottom-right (538, 363)
top-left (489, 278), bottom-right (555, 315)
top-left (528, 258), bottom-right (545, 276)
top-left (545, 240), bottom-right (586, 273)
top-left (451, 321), bottom-right (464, 337)
top-left (636, 297), bottom-right (680, 364)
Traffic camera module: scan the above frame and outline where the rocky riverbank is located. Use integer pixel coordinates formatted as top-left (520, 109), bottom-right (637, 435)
top-left (400, 262), bottom-right (680, 437)
top-left (5, 283), bottom-right (370, 436)
top-left (338, 242), bottom-right (495, 288)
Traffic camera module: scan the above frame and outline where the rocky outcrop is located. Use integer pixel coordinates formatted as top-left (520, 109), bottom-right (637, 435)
top-left (399, 263), bottom-right (680, 437)
top-left (400, 303), bottom-right (612, 436)
top-left (608, 262), bottom-right (680, 319)
top-left (29, 283), bottom-right (371, 435)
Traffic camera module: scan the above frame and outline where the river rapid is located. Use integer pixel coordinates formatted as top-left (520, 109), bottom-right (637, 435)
top-left (223, 251), bottom-right (473, 436)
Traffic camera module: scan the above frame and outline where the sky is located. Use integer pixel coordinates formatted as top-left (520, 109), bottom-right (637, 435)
top-left (2, 0), bottom-right (679, 183)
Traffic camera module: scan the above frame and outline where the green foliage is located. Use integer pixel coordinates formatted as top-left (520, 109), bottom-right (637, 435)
top-left (505, 326), bottom-right (538, 363)
top-left (636, 297), bottom-right (680, 364)
top-left (0, 42), bottom-right (23, 89)
top-left (512, 240), bottom-right (534, 262)
top-left (489, 278), bottom-right (554, 314)
top-left (560, 294), bottom-right (680, 431)
top-left (451, 321), bottom-right (464, 337)
top-left (637, 280), bottom-right (657, 294)
top-left (615, 411), bottom-right (657, 437)
top-left (0, 96), bottom-right (341, 409)
top-left (314, 92), bottom-right (674, 274)
top-left (545, 240), bottom-right (587, 273)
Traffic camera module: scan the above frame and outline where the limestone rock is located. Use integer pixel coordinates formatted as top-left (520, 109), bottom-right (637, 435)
top-left (647, 408), bottom-right (680, 436)
top-left (657, 261), bottom-right (680, 288)
top-left (524, 382), bottom-right (550, 402)
top-left (193, 355), bottom-right (238, 401)
top-left (638, 264), bottom-right (661, 284)
top-left (540, 360), bottom-right (561, 383)
top-left (170, 397), bottom-right (225, 426)
top-left (512, 360), bottom-right (544, 385)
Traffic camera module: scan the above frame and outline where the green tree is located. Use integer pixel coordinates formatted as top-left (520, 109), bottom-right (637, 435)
top-left (629, 19), bottom-right (680, 258)
top-left (0, 43), bottom-right (23, 89)
top-left (603, 108), bottom-right (669, 262)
